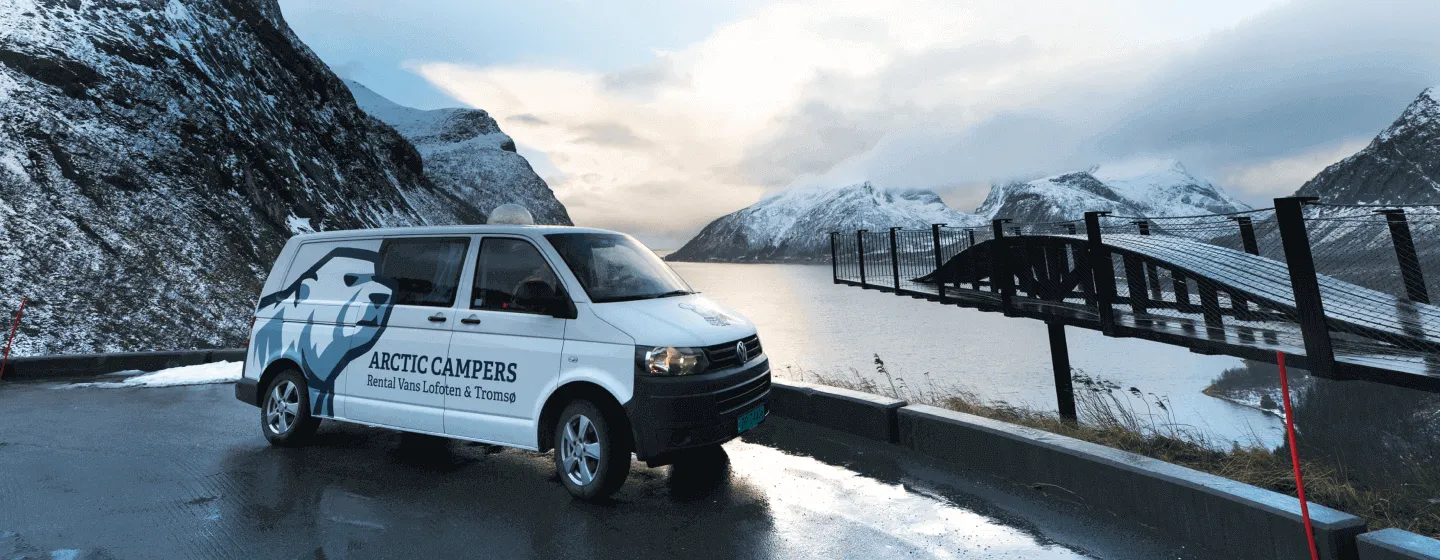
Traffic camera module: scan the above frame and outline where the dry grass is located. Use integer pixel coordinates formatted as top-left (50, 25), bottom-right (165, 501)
top-left (784, 355), bottom-right (1440, 537)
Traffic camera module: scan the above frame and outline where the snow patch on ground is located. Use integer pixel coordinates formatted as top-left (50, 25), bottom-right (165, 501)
top-left (67, 361), bottom-right (241, 388)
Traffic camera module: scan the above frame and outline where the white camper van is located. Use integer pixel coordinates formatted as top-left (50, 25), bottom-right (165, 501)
top-left (234, 225), bottom-right (768, 499)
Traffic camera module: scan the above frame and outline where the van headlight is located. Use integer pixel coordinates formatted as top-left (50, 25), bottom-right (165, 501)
top-left (636, 346), bottom-right (709, 376)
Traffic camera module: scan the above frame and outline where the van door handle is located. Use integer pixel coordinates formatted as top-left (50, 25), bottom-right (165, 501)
top-left (428, 312), bottom-right (447, 322)
top-left (460, 315), bottom-right (481, 325)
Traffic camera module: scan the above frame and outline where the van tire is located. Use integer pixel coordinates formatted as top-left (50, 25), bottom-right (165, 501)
top-left (261, 369), bottom-right (320, 447)
top-left (553, 399), bottom-right (630, 500)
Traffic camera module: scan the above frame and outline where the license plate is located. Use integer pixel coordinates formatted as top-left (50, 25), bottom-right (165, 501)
top-left (737, 405), bottom-right (766, 434)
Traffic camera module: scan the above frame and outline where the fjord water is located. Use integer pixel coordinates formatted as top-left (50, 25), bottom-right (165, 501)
top-left (668, 261), bottom-right (1286, 448)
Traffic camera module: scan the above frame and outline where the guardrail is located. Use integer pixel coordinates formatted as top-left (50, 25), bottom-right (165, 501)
top-left (768, 378), bottom-right (1440, 560)
top-left (0, 349), bottom-right (244, 380)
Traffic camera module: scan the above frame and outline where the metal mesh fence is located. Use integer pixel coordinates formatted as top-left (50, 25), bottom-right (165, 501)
top-left (1302, 204), bottom-right (1440, 370)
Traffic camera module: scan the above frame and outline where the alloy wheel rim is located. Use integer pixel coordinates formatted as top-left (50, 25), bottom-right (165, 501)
top-left (266, 380), bottom-right (300, 435)
top-left (559, 414), bottom-right (602, 487)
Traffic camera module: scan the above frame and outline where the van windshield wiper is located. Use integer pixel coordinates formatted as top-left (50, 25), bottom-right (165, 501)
top-left (595, 290), bottom-right (694, 303)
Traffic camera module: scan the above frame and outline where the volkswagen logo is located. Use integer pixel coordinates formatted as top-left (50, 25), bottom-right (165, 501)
top-left (735, 341), bottom-right (749, 363)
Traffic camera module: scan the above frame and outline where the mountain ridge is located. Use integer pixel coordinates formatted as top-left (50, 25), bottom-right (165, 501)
top-left (1295, 87), bottom-right (1440, 204)
top-left (671, 158), bottom-right (1250, 262)
top-left (666, 182), bottom-right (987, 263)
top-left (344, 79), bottom-right (572, 225)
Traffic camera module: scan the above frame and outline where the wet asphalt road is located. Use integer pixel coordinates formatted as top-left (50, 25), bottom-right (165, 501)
top-left (0, 381), bottom-right (1207, 559)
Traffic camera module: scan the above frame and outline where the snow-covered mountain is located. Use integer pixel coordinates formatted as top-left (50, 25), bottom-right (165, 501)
top-left (976, 171), bottom-right (1145, 224)
top-left (345, 80), bottom-right (572, 225)
top-left (666, 182), bottom-right (987, 263)
top-left (0, 0), bottom-right (487, 355)
top-left (977, 160), bottom-right (1250, 224)
top-left (1296, 87), bottom-right (1440, 204)
top-left (1093, 159), bottom-right (1251, 216)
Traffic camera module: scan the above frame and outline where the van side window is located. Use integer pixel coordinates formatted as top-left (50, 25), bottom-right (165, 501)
top-left (377, 237), bottom-right (469, 307)
top-left (473, 238), bottom-right (562, 314)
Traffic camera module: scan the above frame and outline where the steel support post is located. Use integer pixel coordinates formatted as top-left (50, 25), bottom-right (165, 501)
top-left (1233, 216), bottom-right (1260, 255)
top-left (856, 230), bottom-right (867, 288)
top-left (830, 232), bottom-right (840, 284)
top-left (1274, 197), bottom-right (1335, 378)
top-left (1378, 209), bottom-right (1429, 304)
top-left (1084, 211), bottom-right (1117, 334)
top-left (890, 227), bottom-right (903, 295)
top-left (1048, 322), bottom-right (1077, 421)
top-left (1134, 221), bottom-right (1163, 299)
top-left (932, 224), bottom-right (946, 301)
top-left (992, 219), bottom-right (1014, 311)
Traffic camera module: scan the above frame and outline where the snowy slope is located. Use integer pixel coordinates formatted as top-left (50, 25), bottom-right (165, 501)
top-left (0, 0), bottom-right (486, 355)
top-left (976, 172), bottom-right (1146, 224)
top-left (345, 80), bottom-right (572, 224)
top-left (1296, 87), bottom-right (1440, 204)
top-left (977, 162), bottom-right (1250, 224)
top-left (1092, 159), bottom-right (1251, 216)
top-left (667, 182), bottom-right (987, 262)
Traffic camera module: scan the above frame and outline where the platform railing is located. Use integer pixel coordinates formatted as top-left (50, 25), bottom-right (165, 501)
top-left (829, 197), bottom-right (1440, 399)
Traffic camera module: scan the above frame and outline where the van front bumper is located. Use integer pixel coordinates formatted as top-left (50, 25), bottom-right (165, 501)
top-left (625, 357), bottom-right (770, 464)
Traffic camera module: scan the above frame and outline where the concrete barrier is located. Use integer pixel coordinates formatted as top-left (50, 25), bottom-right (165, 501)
top-left (770, 379), bottom-right (906, 443)
top-left (1359, 529), bottom-right (1440, 560)
top-left (898, 404), bottom-right (1367, 560)
top-left (2, 349), bottom-right (245, 380)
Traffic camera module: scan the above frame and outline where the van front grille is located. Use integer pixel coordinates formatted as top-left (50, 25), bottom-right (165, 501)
top-left (716, 371), bottom-right (770, 415)
top-left (703, 335), bottom-right (762, 370)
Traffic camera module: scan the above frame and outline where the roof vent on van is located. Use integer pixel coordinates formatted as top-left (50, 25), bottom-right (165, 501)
top-left (488, 204), bottom-right (535, 225)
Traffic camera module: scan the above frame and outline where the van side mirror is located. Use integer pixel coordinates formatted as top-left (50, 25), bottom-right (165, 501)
top-left (546, 294), bottom-right (578, 320)
top-left (513, 279), bottom-right (577, 319)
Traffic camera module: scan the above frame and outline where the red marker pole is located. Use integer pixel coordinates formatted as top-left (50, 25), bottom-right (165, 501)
top-left (1, 297), bottom-right (27, 381)
top-left (1278, 351), bottom-right (1319, 560)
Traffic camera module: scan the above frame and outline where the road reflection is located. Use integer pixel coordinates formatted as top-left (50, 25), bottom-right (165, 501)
top-left (216, 420), bottom-right (1085, 559)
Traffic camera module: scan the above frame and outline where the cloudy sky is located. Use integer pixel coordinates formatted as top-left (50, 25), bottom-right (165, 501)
top-left (281, 0), bottom-right (1440, 248)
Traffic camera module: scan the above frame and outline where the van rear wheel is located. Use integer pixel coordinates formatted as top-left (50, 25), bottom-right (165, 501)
top-left (553, 399), bottom-right (630, 500)
top-left (262, 369), bottom-right (320, 447)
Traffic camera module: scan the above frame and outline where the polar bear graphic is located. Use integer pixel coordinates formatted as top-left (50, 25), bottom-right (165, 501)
top-left (252, 248), bottom-right (395, 416)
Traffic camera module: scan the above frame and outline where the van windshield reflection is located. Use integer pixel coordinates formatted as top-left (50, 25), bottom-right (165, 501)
top-left (545, 233), bottom-right (694, 304)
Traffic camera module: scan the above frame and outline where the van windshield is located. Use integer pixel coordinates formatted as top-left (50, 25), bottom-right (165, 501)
top-left (545, 233), bottom-right (694, 303)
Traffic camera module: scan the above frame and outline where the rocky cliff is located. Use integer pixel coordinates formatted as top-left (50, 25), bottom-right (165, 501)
top-left (345, 79), bottom-right (571, 225)
top-left (0, 0), bottom-right (485, 355)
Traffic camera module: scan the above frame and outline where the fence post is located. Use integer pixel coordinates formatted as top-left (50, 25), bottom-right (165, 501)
top-left (932, 224), bottom-right (946, 301)
top-left (830, 232), bottom-right (840, 284)
top-left (1084, 211), bottom-right (1117, 335)
top-left (856, 230), bottom-right (867, 288)
top-left (1274, 197), bottom-right (1335, 378)
top-left (1047, 322), bottom-right (1077, 421)
top-left (1065, 223), bottom-right (1077, 235)
top-left (1, 297), bottom-right (27, 381)
top-left (1232, 216), bottom-right (1260, 255)
top-left (1134, 220), bottom-right (1163, 300)
top-left (889, 227), bottom-right (903, 295)
top-left (1377, 209), bottom-right (1429, 304)
top-left (991, 219), bottom-right (1014, 312)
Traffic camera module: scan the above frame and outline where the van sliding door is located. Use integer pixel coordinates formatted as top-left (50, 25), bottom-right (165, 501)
top-left (341, 236), bottom-right (469, 434)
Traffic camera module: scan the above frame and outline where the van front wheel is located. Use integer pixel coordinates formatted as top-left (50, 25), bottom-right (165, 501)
top-left (553, 400), bottom-right (630, 500)
top-left (262, 370), bottom-right (320, 447)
